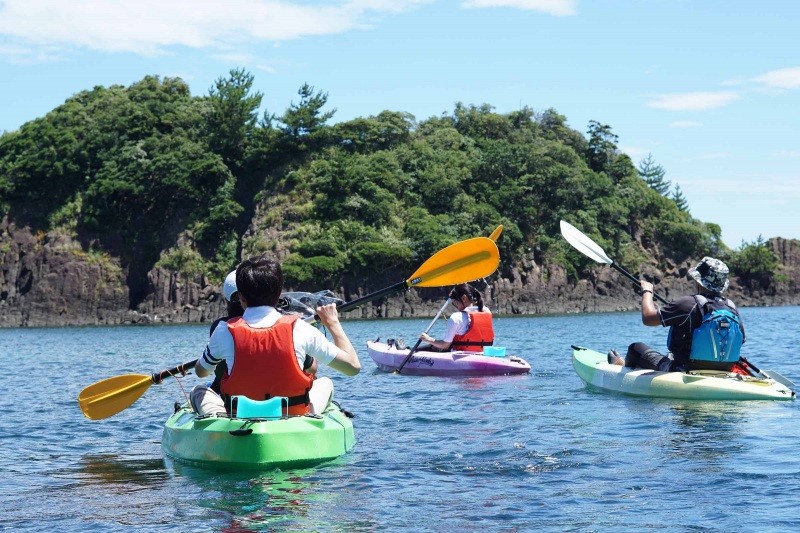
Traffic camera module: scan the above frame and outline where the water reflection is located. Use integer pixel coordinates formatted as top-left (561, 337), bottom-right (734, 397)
top-left (167, 459), bottom-right (322, 531)
top-left (78, 453), bottom-right (170, 487)
top-left (663, 402), bottom-right (759, 460)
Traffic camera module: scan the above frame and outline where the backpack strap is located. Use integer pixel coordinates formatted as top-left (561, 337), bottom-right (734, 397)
top-left (693, 294), bottom-right (708, 309)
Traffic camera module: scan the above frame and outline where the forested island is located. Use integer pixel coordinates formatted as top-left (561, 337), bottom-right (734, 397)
top-left (1, 69), bottom-right (798, 327)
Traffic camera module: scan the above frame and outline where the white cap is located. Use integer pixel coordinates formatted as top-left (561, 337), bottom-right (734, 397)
top-left (223, 270), bottom-right (238, 302)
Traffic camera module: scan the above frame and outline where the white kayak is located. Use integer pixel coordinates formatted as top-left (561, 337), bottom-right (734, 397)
top-left (572, 346), bottom-right (795, 401)
top-left (367, 341), bottom-right (531, 376)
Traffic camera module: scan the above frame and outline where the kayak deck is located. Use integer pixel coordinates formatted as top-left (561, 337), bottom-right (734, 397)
top-left (367, 340), bottom-right (530, 376)
top-left (162, 403), bottom-right (355, 470)
top-left (572, 346), bottom-right (794, 401)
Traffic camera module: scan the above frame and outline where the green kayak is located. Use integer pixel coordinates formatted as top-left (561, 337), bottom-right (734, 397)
top-left (162, 403), bottom-right (355, 469)
top-left (573, 346), bottom-right (795, 401)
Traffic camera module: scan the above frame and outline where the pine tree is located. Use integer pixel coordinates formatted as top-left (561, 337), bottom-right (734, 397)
top-left (672, 183), bottom-right (689, 212)
top-left (638, 153), bottom-right (671, 195)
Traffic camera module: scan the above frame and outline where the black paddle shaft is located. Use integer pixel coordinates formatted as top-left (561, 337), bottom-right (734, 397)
top-left (152, 360), bottom-right (198, 384)
top-left (309, 280), bottom-right (409, 322)
top-left (610, 262), bottom-right (669, 305)
top-left (396, 338), bottom-right (424, 374)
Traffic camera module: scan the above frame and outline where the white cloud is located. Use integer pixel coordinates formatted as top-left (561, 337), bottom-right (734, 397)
top-left (0, 0), bottom-right (429, 58)
top-left (669, 120), bottom-right (702, 128)
top-left (647, 92), bottom-right (739, 111)
top-left (772, 150), bottom-right (800, 158)
top-left (461, 0), bottom-right (577, 16)
top-left (752, 66), bottom-right (800, 89)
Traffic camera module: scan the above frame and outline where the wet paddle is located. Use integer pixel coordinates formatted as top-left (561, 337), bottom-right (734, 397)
top-left (395, 225), bottom-right (504, 374)
top-left (78, 236), bottom-right (501, 420)
top-left (559, 220), bottom-right (668, 304)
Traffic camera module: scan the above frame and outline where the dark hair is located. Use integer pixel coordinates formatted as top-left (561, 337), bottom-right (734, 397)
top-left (449, 283), bottom-right (484, 311)
top-left (227, 299), bottom-right (244, 318)
top-left (236, 256), bottom-right (283, 307)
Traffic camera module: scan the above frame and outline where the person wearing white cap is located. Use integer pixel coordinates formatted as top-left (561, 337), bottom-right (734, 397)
top-left (190, 255), bottom-right (360, 417)
top-left (608, 256), bottom-right (747, 372)
top-left (208, 270), bottom-right (245, 336)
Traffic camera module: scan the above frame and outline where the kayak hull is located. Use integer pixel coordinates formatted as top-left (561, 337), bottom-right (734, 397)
top-left (367, 340), bottom-right (530, 376)
top-left (162, 404), bottom-right (355, 469)
top-left (572, 346), bottom-right (794, 401)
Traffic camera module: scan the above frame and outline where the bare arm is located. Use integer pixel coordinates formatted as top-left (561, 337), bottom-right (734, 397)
top-left (640, 280), bottom-right (660, 326)
top-left (316, 303), bottom-right (361, 376)
top-left (419, 332), bottom-right (452, 351)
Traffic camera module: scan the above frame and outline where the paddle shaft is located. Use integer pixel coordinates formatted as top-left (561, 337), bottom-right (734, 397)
top-left (395, 226), bottom-right (502, 373)
top-left (152, 360), bottom-right (197, 384)
top-left (396, 298), bottom-right (451, 374)
top-left (609, 262), bottom-right (669, 304)
top-left (338, 280), bottom-right (408, 314)
top-left (304, 280), bottom-right (413, 324)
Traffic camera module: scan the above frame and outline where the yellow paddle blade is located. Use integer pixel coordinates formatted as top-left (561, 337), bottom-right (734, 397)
top-left (489, 225), bottom-right (503, 242)
top-left (407, 237), bottom-right (499, 288)
top-left (78, 374), bottom-right (154, 420)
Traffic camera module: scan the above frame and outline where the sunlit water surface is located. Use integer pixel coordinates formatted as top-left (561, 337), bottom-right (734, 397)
top-left (2, 307), bottom-right (799, 531)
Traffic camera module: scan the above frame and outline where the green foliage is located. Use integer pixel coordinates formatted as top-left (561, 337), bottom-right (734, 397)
top-left (672, 183), bottom-right (689, 212)
top-left (156, 245), bottom-right (209, 277)
top-left (586, 120), bottom-right (619, 174)
top-left (283, 254), bottom-right (342, 288)
top-left (728, 236), bottom-right (778, 289)
top-left (206, 68), bottom-right (263, 170)
top-left (655, 221), bottom-right (705, 261)
top-left (638, 153), bottom-right (671, 196)
top-left (0, 69), bottom-right (734, 300)
top-left (279, 83), bottom-right (336, 155)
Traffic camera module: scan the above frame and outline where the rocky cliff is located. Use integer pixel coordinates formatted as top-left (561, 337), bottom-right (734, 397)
top-left (2, 217), bottom-right (799, 328)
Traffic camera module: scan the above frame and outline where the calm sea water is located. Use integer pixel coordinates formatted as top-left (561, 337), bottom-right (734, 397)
top-left (2, 306), bottom-right (799, 532)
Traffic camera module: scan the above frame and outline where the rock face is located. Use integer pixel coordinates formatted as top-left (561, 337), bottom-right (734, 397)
top-left (2, 217), bottom-right (800, 327)
top-left (0, 219), bottom-right (130, 326)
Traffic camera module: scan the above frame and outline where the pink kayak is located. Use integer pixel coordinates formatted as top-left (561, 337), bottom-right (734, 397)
top-left (366, 341), bottom-right (531, 376)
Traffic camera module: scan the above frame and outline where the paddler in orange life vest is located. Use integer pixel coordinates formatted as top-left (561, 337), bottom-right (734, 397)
top-left (418, 283), bottom-right (494, 352)
top-left (190, 256), bottom-right (361, 417)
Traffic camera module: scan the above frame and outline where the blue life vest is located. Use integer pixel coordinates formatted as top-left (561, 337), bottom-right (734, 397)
top-left (689, 295), bottom-right (744, 364)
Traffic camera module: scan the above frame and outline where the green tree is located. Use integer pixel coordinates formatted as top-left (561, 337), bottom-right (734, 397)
top-left (586, 120), bottom-right (619, 174)
top-left (672, 183), bottom-right (689, 212)
top-left (207, 68), bottom-right (263, 170)
top-left (280, 83), bottom-right (336, 155)
top-left (729, 236), bottom-right (778, 289)
top-left (638, 153), bottom-right (671, 195)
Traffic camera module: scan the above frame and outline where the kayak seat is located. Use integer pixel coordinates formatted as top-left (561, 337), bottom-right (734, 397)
top-left (232, 396), bottom-right (288, 419)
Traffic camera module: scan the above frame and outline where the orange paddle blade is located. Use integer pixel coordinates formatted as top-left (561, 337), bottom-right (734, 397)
top-left (407, 237), bottom-right (499, 288)
top-left (489, 225), bottom-right (503, 242)
top-left (78, 374), bottom-right (154, 420)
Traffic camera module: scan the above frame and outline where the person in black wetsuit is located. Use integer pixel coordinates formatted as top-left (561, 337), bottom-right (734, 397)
top-left (608, 256), bottom-right (746, 372)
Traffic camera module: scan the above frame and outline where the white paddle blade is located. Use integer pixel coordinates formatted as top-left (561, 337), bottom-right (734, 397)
top-left (559, 220), bottom-right (613, 265)
top-left (763, 370), bottom-right (796, 391)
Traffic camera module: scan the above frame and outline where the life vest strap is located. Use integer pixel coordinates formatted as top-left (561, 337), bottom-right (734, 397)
top-left (451, 340), bottom-right (493, 347)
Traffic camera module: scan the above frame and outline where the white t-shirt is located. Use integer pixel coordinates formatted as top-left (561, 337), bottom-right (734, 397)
top-left (196, 306), bottom-right (340, 375)
top-left (442, 306), bottom-right (492, 342)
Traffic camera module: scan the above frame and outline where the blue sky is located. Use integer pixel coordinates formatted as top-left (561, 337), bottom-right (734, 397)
top-left (1, 0), bottom-right (798, 248)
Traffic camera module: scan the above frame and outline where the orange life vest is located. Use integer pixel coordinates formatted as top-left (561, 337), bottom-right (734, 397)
top-left (220, 314), bottom-right (313, 416)
top-left (450, 310), bottom-right (494, 352)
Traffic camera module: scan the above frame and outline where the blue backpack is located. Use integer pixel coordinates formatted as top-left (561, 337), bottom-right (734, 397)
top-left (689, 295), bottom-right (744, 364)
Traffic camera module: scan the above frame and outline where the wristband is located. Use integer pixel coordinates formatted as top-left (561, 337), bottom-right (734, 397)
top-left (642, 289), bottom-right (653, 295)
